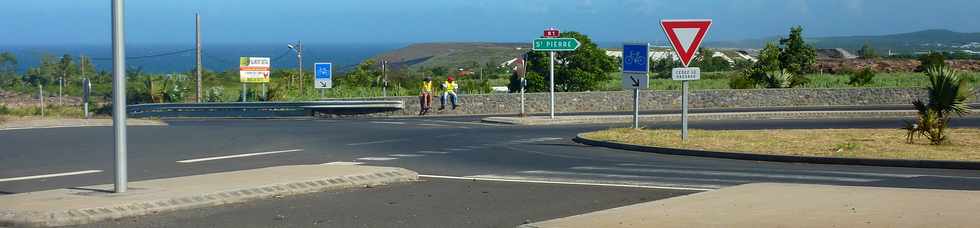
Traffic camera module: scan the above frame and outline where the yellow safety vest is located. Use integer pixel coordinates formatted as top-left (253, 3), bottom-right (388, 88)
top-left (421, 81), bottom-right (433, 93)
top-left (444, 81), bottom-right (456, 93)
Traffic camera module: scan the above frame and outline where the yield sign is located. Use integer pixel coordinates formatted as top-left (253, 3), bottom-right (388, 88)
top-left (661, 19), bottom-right (712, 67)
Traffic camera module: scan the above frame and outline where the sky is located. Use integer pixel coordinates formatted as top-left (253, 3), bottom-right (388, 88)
top-left (2, 0), bottom-right (979, 45)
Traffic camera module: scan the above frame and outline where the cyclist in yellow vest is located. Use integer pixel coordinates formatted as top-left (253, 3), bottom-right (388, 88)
top-left (440, 76), bottom-right (459, 110)
top-left (419, 77), bottom-right (433, 115)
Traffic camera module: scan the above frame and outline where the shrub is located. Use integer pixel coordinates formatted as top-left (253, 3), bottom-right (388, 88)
top-left (915, 52), bottom-right (946, 72)
top-left (205, 87), bottom-right (224, 102)
top-left (848, 67), bottom-right (876, 86)
top-left (728, 74), bottom-right (756, 89)
top-left (905, 66), bottom-right (974, 145)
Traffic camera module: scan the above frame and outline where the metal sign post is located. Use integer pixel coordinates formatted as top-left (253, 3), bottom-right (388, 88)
top-left (532, 29), bottom-right (580, 119)
top-left (83, 78), bottom-right (91, 118)
top-left (662, 19), bottom-right (711, 141)
top-left (111, 0), bottom-right (128, 193)
top-left (622, 43), bottom-right (650, 129)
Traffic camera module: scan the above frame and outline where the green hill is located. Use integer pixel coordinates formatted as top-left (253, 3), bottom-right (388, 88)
top-left (709, 29), bottom-right (980, 54)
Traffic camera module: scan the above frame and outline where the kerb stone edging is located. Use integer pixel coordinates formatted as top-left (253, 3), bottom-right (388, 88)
top-left (573, 133), bottom-right (980, 170)
top-left (0, 167), bottom-right (418, 227)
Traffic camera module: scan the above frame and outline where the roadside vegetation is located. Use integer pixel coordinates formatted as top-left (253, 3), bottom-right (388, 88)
top-left (583, 128), bottom-right (980, 161)
top-left (904, 65), bottom-right (975, 145)
top-left (1, 26), bottom-right (978, 107)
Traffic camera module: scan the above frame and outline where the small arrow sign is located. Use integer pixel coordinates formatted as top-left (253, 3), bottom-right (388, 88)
top-left (661, 19), bottom-right (712, 67)
top-left (630, 76), bottom-right (640, 87)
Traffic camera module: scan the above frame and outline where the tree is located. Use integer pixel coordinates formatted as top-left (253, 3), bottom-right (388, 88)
top-left (509, 70), bottom-right (546, 93)
top-left (691, 49), bottom-right (733, 72)
top-left (778, 26), bottom-right (817, 75)
top-left (857, 43), bottom-right (878, 59)
top-left (58, 54), bottom-right (77, 88)
top-left (525, 31), bottom-right (617, 92)
top-left (341, 59), bottom-right (380, 87)
top-left (0, 52), bottom-right (18, 87)
top-left (906, 66), bottom-right (974, 144)
top-left (848, 67), bottom-right (876, 86)
top-left (915, 52), bottom-right (946, 72)
top-left (650, 57), bottom-right (680, 79)
top-left (756, 42), bottom-right (782, 72)
top-left (430, 66), bottom-right (448, 78)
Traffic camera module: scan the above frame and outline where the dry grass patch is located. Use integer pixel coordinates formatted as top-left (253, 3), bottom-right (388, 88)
top-left (583, 128), bottom-right (980, 161)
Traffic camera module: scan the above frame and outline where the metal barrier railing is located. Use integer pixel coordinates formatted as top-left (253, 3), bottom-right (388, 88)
top-left (127, 101), bottom-right (404, 118)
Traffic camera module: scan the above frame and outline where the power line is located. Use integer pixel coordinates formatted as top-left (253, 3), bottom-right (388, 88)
top-left (91, 48), bottom-right (195, 61)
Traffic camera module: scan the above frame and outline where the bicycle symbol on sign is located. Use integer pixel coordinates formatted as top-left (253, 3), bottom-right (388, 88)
top-left (624, 51), bottom-right (646, 65)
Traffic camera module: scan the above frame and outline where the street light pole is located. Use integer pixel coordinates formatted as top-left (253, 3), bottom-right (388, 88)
top-left (195, 13), bottom-right (202, 103)
top-left (289, 41), bottom-right (303, 95)
top-left (111, 0), bottom-right (128, 193)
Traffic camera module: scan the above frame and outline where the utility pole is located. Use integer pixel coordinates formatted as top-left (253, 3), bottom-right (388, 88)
top-left (289, 41), bottom-right (303, 95)
top-left (111, 0), bottom-right (129, 193)
top-left (382, 60), bottom-right (387, 97)
top-left (195, 13), bottom-right (202, 103)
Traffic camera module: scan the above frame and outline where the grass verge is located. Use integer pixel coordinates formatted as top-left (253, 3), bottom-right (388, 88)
top-left (582, 128), bottom-right (980, 162)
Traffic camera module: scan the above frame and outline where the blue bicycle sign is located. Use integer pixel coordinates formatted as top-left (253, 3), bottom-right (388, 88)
top-left (622, 43), bottom-right (649, 74)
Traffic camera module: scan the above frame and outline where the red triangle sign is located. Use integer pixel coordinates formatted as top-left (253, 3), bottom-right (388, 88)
top-left (661, 19), bottom-right (712, 67)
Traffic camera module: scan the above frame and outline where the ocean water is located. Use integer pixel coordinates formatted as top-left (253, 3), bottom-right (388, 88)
top-left (1, 43), bottom-right (406, 74)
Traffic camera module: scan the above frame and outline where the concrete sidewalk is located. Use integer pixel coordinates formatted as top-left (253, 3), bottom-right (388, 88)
top-left (0, 117), bottom-right (167, 131)
top-left (484, 110), bottom-right (980, 125)
top-left (520, 183), bottom-right (980, 228)
top-left (0, 164), bottom-right (417, 227)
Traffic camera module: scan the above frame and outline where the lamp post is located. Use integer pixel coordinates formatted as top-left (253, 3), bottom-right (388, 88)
top-left (288, 41), bottom-right (303, 95)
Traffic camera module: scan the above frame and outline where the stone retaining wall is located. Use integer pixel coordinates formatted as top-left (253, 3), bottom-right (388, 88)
top-left (323, 87), bottom-right (976, 117)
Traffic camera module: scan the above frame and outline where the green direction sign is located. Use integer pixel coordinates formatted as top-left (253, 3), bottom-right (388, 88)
top-left (533, 38), bottom-right (581, 51)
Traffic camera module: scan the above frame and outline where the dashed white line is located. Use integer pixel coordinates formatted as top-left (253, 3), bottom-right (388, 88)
top-left (389, 154), bottom-right (424, 157)
top-left (446, 148), bottom-right (470, 151)
top-left (416, 123), bottom-right (449, 127)
top-left (418, 174), bottom-right (712, 191)
top-left (0, 170), bottom-right (103, 182)
top-left (176, 149), bottom-right (304, 163)
top-left (347, 138), bottom-right (409, 146)
top-left (357, 157), bottom-right (398, 161)
top-left (418, 151), bottom-right (451, 154)
top-left (371, 121), bottom-right (406, 125)
top-left (322, 161), bottom-right (364, 166)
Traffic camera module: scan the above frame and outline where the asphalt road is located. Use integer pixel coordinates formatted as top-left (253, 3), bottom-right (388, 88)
top-left (69, 178), bottom-right (693, 228)
top-left (3, 115), bottom-right (980, 227)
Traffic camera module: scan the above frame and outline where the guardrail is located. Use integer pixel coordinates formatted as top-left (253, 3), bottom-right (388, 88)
top-left (127, 101), bottom-right (404, 118)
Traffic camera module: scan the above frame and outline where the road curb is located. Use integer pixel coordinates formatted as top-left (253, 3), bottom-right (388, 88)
top-left (483, 110), bottom-right (980, 125)
top-left (573, 133), bottom-right (980, 170)
top-left (0, 165), bottom-right (418, 227)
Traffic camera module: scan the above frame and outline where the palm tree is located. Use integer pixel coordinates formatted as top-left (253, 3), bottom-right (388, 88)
top-left (907, 65), bottom-right (974, 144)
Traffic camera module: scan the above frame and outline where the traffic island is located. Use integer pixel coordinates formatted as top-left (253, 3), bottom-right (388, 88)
top-left (575, 128), bottom-right (980, 169)
top-left (519, 183), bottom-right (980, 228)
top-left (0, 164), bottom-right (417, 227)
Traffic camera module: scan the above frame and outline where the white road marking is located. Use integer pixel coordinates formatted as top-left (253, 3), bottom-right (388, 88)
top-left (447, 148), bottom-right (470, 151)
top-left (357, 157), bottom-right (398, 161)
top-left (322, 161), bottom-right (364, 166)
top-left (389, 154), bottom-right (424, 157)
top-left (176, 149), bottom-right (304, 163)
top-left (418, 174), bottom-right (713, 191)
top-left (518, 170), bottom-right (747, 185)
top-left (615, 163), bottom-right (924, 178)
top-left (571, 166), bottom-right (881, 182)
top-left (417, 151), bottom-right (451, 154)
top-left (416, 123), bottom-right (449, 127)
top-left (347, 138), bottom-right (409, 146)
top-left (512, 137), bottom-right (563, 144)
top-left (371, 121), bottom-right (406, 125)
top-left (0, 170), bottom-right (103, 182)
top-left (422, 119), bottom-right (506, 127)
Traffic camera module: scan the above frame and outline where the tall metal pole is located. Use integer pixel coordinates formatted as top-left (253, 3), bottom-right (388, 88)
top-left (297, 41), bottom-right (303, 95)
top-left (39, 84), bottom-right (44, 117)
top-left (59, 77), bottom-right (64, 106)
top-left (520, 55), bottom-right (526, 117)
top-left (682, 80), bottom-right (689, 141)
top-left (195, 13), bottom-right (202, 103)
top-left (382, 60), bottom-right (387, 97)
top-left (111, 0), bottom-right (128, 193)
top-left (242, 83), bottom-right (247, 102)
top-left (549, 51), bottom-right (555, 119)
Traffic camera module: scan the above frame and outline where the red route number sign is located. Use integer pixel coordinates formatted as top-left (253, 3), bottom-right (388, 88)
top-left (661, 19), bottom-right (712, 67)
top-left (543, 28), bottom-right (560, 38)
